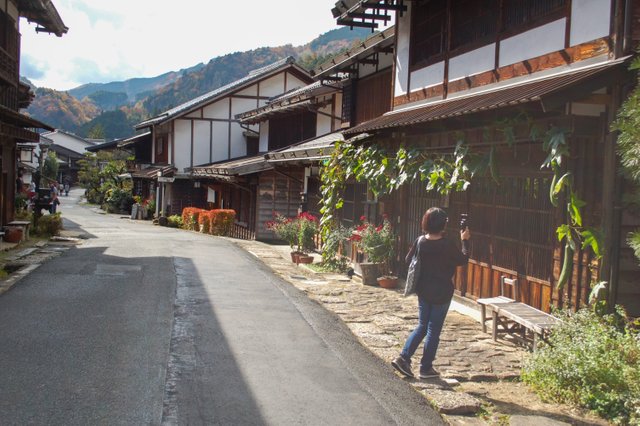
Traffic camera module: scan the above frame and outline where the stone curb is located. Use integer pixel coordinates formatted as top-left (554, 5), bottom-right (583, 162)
top-left (0, 263), bottom-right (41, 295)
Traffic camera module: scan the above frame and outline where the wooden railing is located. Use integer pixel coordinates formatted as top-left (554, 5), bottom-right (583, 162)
top-left (229, 223), bottom-right (255, 240)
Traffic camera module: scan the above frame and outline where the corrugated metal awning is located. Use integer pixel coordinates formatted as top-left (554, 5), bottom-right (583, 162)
top-left (131, 165), bottom-right (176, 179)
top-left (191, 155), bottom-right (273, 178)
top-left (345, 57), bottom-right (630, 135)
top-left (265, 131), bottom-right (344, 163)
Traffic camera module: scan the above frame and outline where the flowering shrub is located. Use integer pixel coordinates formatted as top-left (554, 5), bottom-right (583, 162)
top-left (351, 215), bottom-right (395, 264)
top-left (266, 214), bottom-right (299, 249)
top-left (180, 208), bottom-right (235, 235)
top-left (198, 210), bottom-right (212, 233)
top-left (266, 212), bottom-right (319, 253)
top-left (210, 209), bottom-right (235, 236)
top-left (297, 212), bottom-right (319, 254)
top-left (181, 207), bottom-right (202, 231)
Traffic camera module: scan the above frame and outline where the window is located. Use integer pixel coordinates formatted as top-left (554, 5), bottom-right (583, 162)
top-left (502, 0), bottom-right (567, 33)
top-left (410, 0), bottom-right (569, 68)
top-left (410, 0), bottom-right (447, 67)
top-left (451, 0), bottom-right (498, 50)
top-left (156, 136), bottom-right (164, 155)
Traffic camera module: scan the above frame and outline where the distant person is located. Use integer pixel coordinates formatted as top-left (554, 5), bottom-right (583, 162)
top-left (391, 207), bottom-right (470, 379)
top-left (16, 173), bottom-right (24, 193)
top-left (49, 193), bottom-right (60, 214)
top-left (64, 183), bottom-right (69, 196)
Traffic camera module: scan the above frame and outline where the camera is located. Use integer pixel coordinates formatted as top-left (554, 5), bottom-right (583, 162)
top-left (459, 213), bottom-right (469, 231)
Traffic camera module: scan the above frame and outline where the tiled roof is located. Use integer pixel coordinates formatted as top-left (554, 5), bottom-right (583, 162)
top-left (313, 26), bottom-right (395, 78)
top-left (237, 80), bottom-right (344, 124)
top-left (136, 57), bottom-right (310, 129)
top-left (345, 57), bottom-right (630, 135)
top-left (118, 131), bottom-right (151, 148)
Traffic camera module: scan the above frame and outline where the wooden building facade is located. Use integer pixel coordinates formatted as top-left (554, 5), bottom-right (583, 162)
top-left (333, 0), bottom-right (640, 315)
top-left (134, 57), bottom-right (313, 221)
top-left (0, 0), bottom-right (66, 224)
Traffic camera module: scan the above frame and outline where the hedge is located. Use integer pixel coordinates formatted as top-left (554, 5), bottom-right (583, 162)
top-left (180, 207), bottom-right (235, 236)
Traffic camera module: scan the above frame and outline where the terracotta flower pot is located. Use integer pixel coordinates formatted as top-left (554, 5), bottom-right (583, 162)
top-left (3, 227), bottom-right (23, 243)
top-left (290, 251), bottom-right (302, 263)
top-left (296, 254), bottom-right (314, 264)
top-left (377, 276), bottom-right (399, 289)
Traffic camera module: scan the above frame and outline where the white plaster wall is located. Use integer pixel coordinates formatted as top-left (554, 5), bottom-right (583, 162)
top-left (229, 124), bottom-right (246, 158)
top-left (395, 2), bottom-right (412, 97)
top-left (184, 110), bottom-right (201, 119)
top-left (193, 121), bottom-right (211, 166)
top-left (570, 0), bottom-right (611, 46)
top-left (173, 120), bottom-right (191, 171)
top-left (203, 99), bottom-right (230, 119)
top-left (212, 122), bottom-right (228, 162)
top-left (449, 44), bottom-right (496, 81)
top-left (237, 85), bottom-right (258, 97)
top-left (260, 74), bottom-right (286, 97)
top-left (259, 121), bottom-right (269, 152)
top-left (500, 19), bottom-right (566, 67)
top-left (45, 132), bottom-right (91, 154)
top-left (285, 74), bottom-right (308, 92)
top-left (317, 104), bottom-right (333, 135)
top-left (410, 61), bottom-right (445, 90)
top-left (231, 97), bottom-right (258, 116)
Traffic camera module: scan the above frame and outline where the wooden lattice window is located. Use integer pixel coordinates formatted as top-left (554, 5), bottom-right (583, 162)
top-left (450, 0), bottom-right (498, 50)
top-left (410, 0), bottom-right (448, 68)
top-left (467, 175), bottom-right (554, 281)
top-left (502, 0), bottom-right (568, 33)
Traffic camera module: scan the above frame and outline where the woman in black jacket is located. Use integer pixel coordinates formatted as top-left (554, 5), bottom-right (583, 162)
top-left (392, 207), bottom-right (470, 379)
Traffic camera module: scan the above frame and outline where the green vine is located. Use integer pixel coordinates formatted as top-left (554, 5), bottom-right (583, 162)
top-left (612, 56), bottom-right (640, 263)
top-left (319, 139), bottom-right (489, 261)
top-left (320, 118), bottom-right (603, 304)
top-left (536, 125), bottom-right (603, 294)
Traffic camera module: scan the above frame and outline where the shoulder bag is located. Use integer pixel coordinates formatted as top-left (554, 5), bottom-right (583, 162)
top-left (404, 236), bottom-right (423, 296)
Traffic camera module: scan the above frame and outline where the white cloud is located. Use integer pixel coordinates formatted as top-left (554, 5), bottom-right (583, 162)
top-left (20, 0), bottom-right (341, 90)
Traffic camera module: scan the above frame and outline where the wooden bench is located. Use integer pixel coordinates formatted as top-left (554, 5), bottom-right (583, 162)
top-left (477, 276), bottom-right (559, 350)
top-left (491, 302), bottom-right (560, 350)
top-left (477, 276), bottom-right (518, 334)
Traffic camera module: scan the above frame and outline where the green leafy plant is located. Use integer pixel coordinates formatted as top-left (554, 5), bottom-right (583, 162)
top-left (297, 212), bottom-right (319, 254)
top-left (35, 213), bottom-right (63, 236)
top-left (612, 56), bottom-right (640, 264)
top-left (320, 224), bottom-right (353, 272)
top-left (522, 307), bottom-right (640, 424)
top-left (350, 215), bottom-right (395, 265)
top-left (167, 215), bottom-right (183, 228)
top-left (266, 213), bottom-right (299, 250)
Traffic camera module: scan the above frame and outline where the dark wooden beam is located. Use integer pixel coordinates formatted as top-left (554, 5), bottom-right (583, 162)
top-left (337, 18), bottom-right (378, 28)
top-left (347, 12), bottom-right (391, 21)
top-left (358, 58), bottom-right (379, 65)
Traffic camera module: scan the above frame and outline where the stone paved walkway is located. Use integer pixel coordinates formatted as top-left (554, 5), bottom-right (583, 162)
top-left (229, 238), bottom-right (534, 424)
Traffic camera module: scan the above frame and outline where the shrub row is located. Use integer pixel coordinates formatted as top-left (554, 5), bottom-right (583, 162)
top-left (181, 207), bottom-right (235, 236)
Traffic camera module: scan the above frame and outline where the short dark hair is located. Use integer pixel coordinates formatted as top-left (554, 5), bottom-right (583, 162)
top-left (421, 207), bottom-right (448, 233)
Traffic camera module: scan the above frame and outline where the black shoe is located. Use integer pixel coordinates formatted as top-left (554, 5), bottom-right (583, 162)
top-left (418, 368), bottom-right (440, 379)
top-left (391, 356), bottom-right (414, 378)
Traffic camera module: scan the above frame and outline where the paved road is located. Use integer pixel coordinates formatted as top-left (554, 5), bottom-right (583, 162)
top-left (0, 189), bottom-right (443, 425)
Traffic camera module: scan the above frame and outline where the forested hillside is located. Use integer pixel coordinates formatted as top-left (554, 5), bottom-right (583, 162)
top-left (25, 27), bottom-right (371, 139)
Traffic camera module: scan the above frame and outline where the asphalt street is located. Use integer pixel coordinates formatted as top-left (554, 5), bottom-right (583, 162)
top-left (0, 189), bottom-right (443, 425)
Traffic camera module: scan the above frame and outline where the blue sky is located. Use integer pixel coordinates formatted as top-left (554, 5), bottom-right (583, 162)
top-left (20, 0), bottom-right (342, 91)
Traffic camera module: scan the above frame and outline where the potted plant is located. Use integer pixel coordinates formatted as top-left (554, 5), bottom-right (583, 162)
top-left (351, 215), bottom-right (396, 286)
top-left (296, 212), bottom-right (319, 264)
top-left (267, 213), bottom-right (301, 262)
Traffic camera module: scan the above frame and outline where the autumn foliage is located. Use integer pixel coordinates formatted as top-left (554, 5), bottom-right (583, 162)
top-left (182, 207), bottom-right (235, 236)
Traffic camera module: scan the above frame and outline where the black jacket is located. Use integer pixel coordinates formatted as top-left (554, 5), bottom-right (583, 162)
top-left (405, 236), bottom-right (469, 304)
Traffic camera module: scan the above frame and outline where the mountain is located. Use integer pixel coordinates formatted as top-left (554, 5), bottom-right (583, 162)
top-left (67, 63), bottom-right (206, 103)
top-left (27, 87), bottom-right (101, 131)
top-left (25, 26), bottom-right (373, 138)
